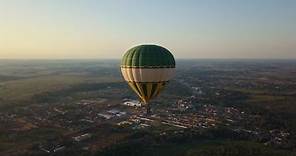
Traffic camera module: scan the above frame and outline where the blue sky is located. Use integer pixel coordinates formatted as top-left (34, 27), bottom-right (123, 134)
top-left (0, 0), bottom-right (295, 59)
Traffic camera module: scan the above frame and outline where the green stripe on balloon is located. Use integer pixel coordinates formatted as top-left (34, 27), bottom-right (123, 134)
top-left (121, 45), bottom-right (175, 67)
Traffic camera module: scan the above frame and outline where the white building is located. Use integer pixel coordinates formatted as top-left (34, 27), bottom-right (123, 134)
top-left (123, 100), bottom-right (142, 107)
top-left (73, 133), bottom-right (92, 142)
top-left (97, 113), bottom-right (113, 119)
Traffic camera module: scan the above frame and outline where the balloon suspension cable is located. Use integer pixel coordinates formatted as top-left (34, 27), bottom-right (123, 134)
top-left (142, 99), bottom-right (151, 115)
top-left (146, 102), bottom-right (151, 115)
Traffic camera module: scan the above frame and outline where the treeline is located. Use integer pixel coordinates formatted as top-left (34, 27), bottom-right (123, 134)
top-left (95, 128), bottom-right (296, 156)
top-left (32, 82), bottom-right (128, 103)
top-left (186, 141), bottom-right (296, 156)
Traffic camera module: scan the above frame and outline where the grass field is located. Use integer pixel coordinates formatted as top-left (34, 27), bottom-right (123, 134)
top-left (0, 62), bottom-right (122, 109)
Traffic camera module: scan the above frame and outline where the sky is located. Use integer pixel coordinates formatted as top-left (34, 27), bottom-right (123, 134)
top-left (0, 0), bottom-right (295, 59)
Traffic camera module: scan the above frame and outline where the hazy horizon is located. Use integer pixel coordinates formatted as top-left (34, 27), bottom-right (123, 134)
top-left (1, 0), bottom-right (295, 59)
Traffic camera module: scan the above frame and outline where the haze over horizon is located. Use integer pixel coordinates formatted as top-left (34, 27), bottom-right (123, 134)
top-left (0, 0), bottom-right (295, 59)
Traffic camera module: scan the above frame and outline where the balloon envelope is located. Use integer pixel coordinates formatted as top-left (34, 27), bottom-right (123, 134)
top-left (121, 45), bottom-right (175, 104)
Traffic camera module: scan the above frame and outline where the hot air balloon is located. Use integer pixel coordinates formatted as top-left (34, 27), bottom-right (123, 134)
top-left (121, 45), bottom-right (176, 114)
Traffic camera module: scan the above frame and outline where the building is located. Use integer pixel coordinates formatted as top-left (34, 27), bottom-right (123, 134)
top-left (123, 100), bottom-right (142, 107)
top-left (73, 133), bottom-right (92, 142)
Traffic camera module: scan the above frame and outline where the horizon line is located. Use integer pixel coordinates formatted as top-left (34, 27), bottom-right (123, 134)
top-left (0, 58), bottom-right (296, 60)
